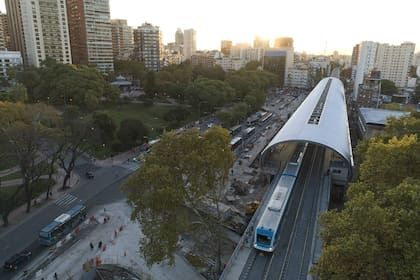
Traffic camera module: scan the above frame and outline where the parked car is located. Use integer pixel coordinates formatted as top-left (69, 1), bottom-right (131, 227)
top-left (85, 171), bottom-right (94, 179)
top-left (3, 250), bottom-right (32, 271)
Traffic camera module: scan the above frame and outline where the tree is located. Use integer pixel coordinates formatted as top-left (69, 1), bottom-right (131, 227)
top-left (59, 106), bottom-right (97, 189)
top-left (357, 135), bottom-right (420, 195)
top-left (409, 65), bottom-right (417, 78)
top-left (92, 112), bottom-right (117, 145)
top-left (16, 66), bottom-right (40, 97)
top-left (184, 78), bottom-right (235, 114)
top-left (143, 71), bottom-right (156, 98)
top-left (22, 60), bottom-right (108, 110)
top-left (0, 110), bottom-right (23, 226)
top-left (122, 127), bottom-right (234, 273)
top-left (163, 107), bottom-right (191, 128)
top-left (192, 64), bottom-right (225, 81)
top-left (384, 115), bottom-right (420, 139)
top-left (244, 89), bottom-right (266, 112)
top-left (103, 83), bottom-right (120, 103)
top-left (314, 128), bottom-right (420, 279)
top-left (116, 119), bottom-right (148, 149)
top-left (412, 84), bottom-right (420, 104)
top-left (0, 186), bottom-right (21, 227)
top-left (2, 103), bottom-right (57, 213)
top-left (381, 79), bottom-right (398, 96)
top-left (114, 60), bottom-right (147, 84)
top-left (10, 83), bottom-right (28, 103)
top-left (244, 61), bottom-right (261, 71)
top-left (314, 179), bottom-right (420, 279)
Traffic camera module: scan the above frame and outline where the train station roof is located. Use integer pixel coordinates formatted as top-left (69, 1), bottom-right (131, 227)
top-left (262, 77), bottom-right (354, 175)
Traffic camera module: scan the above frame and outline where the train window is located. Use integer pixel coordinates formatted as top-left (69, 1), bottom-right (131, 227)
top-left (257, 234), bottom-right (271, 245)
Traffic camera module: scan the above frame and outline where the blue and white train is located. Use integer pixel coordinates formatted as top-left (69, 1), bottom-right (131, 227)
top-left (253, 143), bottom-right (307, 252)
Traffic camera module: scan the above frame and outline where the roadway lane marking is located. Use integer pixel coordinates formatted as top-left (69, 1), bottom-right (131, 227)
top-left (55, 193), bottom-right (78, 208)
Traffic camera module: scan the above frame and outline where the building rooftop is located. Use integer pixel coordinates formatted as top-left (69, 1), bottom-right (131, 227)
top-left (359, 107), bottom-right (410, 125)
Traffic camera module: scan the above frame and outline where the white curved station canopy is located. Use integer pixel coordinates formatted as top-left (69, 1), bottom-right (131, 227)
top-left (262, 77), bottom-right (354, 172)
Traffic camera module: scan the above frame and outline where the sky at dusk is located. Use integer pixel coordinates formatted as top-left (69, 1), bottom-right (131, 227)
top-left (1, 0), bottom-right (419, 55)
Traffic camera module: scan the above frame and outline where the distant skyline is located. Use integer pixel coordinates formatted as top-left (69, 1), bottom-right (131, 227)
top-left (1, 0), bottom-right (419, 55)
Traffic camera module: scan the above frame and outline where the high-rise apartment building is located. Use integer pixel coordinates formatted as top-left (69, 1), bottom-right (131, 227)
top-left (66, 0), bottom-right (113, 72)
top-left (5, 0), bottom-right (26, 60)
top-left (221, 40), bottom-right (232, 56)
top-left (353, 41), bottom-right (378, 99)
top-left (175, 28), bottom-right (183, 48)
top-left (273, 37), bottom-right (294, 88)
top-left (374, 42), bottom-right (415, 88)
top-left (18, 0), bottom-right (72, 67)
top-left (0, 12), bottom-right (10, 50)
top-left (231, 43), bottom-right (251, 59)
top-left (111, 19), bottom-right (133, 60)
top-left (183, 29), bottom-right (196, 61)
top-left (353, 41), bottom-right (415, 99)
top-left (264, 50), bottom-right (287, 87)
top-left (253, 36), bottom-right (269, 49)
top-left (274, 37), bottom-right (293, 48)
top-left (133, 22), bottom-right (162, 71)
top-left (273, 37), bottom-right (294, 70)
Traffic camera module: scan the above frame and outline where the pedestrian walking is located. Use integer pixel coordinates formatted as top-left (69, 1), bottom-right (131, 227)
top-left (54, 272), bottom-right (58, 279)
top-left (90, 242), bottom-right (94, 250)
top-left (98, 240), bottom-right (102, 249)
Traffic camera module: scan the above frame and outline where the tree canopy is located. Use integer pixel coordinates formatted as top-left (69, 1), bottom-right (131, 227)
top-left (314, 115), bottom-right (420, 279)
top-left (122, 126), bottom-right (234, 271)
top-left (381, 79), bottom-right (398, 96)
top-left (17, 59), bottom-right (109, 110)
top-left (116, 119), bottom-right (148, 150)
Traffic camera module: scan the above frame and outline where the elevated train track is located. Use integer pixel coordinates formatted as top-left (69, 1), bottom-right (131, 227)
top-left (221, 77), bottom-right (352, 280)
top-left (240, 144), bottom-right (324, 280)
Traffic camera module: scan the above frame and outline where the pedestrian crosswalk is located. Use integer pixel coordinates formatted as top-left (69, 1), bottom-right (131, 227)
top-left (55, 193), bottom-right (78, 208)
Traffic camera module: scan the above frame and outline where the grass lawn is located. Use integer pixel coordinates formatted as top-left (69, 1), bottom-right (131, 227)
top-left (0, 170), bottom-right (22, 181)
top-left (0, 157), bottom-right (17, 171)
top-left (0, 161), bottom-right (54, 181)
top-left (97, 102), bottom-right (174, 138)
top-left (0, 178), bottom-right (55, 210)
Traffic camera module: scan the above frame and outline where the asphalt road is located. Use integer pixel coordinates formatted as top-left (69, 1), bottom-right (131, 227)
top-left (0, 161), bottom-right (136, 280)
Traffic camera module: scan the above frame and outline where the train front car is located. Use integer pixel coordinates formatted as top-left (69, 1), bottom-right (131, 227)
top-left (253, 143), bottom-right (307, 253)
top-left (255, 227), bottom-right (275, 252)
top-left (254, 186), bottom-right (289, 252)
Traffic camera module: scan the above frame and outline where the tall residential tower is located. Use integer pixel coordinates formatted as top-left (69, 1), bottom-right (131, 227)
top-left (6, 0), bottom-right (71, 66)
top-left (5, 0), bottom-right (26, 60)
top-left (111, 19), bottom-right (133, 60)
top-left (133, 22), bottom-right (162, 71)
top-left (183, 29), bottom-right (196, 61)
top-left (375, 42), bottom-right (415, 88)
top-left (0, 11), bottom-right (10, 50)
top-left (66, 0), bottom-right (113, 72)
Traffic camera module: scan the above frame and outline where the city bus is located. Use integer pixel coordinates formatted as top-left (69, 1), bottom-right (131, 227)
top-left (39, 204), bottom-right (87, 246)
top-left (259, 112), bottom-right (273, 124)
top-left (229, 125), bottom-right (242, 136)
top-left (243, 127), bottom-right (256, 139)
top-left (230, 136), bottom-right (243, 150)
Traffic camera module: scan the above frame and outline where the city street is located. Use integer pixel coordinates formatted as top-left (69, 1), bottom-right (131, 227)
top-left (0, 158), bottom-right (139, 280)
